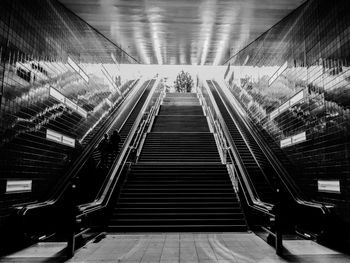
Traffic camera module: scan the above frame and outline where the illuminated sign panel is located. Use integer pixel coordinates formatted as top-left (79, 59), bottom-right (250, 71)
top-left (67, 57), bottom-right (89, 83)
top-left (269, 61), bottom-right (288, 86)
top-left (280, 138), bottom-right (292, 148)
top-left (100, 64), bottom-right (121, 95)
top-left (280, 131), bottom-right (306, 148)
top-left (270, 90), bottom-right (304, 120)
top-left (292, 132), bottom-right (306, 144)
top-left (6, 180), bottom-right (32, 193)
top-left (49, 88), bottom-right (65, 103)
top-left (49, 87), bottom-right (87, 118)
top-left (46, 129), bottom-right (75, 148)
top-left (318, 180), bottom-right (340, 193)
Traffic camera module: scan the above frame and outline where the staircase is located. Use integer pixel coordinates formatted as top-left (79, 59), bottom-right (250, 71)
top-left (108, 92), bottom-right (247, 231)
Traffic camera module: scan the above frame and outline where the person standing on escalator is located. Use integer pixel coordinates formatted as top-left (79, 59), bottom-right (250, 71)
top-left (98, 133), bottom-right (110, 167)
top-left (110, 130), bottom-right (121, 155)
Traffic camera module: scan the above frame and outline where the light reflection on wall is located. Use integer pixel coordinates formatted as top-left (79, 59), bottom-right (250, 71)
top-left (224, 0), bottom-right (350, 226)
top-left (0, 0), bottom-right (137, 205)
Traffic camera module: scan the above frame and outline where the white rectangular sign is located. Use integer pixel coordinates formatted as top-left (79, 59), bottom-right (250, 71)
top-left (46, 129), bottom-right (75, 148)
top-left (49, 88), bottom-right (65, 103)
top-left (318, 180), bottom-right (340, 193)
top-left (290, 90), bottom-right (304, 106)
top-left (292, 131), bottom-right (306, 144)
top-left (270, 90), bottom-right (305, 120)
top-left (269, 61), bottom-right (288, 86)
top-left (68, 57), bottom-right (89, 83)
top-left (46, 129), bottom-right (62, 143)
top-left (49, 87), bottom-right (87, 118)
top-left (280, 137), bottom-right (292, 148)
top-left (6, 180), bottom-right (32, 193)
top-left (280, 131), bottom-right (306, 148)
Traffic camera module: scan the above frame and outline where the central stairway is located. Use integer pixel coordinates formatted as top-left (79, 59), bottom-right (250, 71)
top-left (108, 93), bottom-right (247, 231)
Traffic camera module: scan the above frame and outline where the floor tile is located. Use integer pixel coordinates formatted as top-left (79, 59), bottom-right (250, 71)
top-left (4, 233), bottom-right (350, 263)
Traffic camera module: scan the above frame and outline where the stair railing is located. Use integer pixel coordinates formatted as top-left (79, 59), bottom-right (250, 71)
top-left (135, 86), bottom-right (165, 158)
top-left (197, 87), bottom-right (229, 164)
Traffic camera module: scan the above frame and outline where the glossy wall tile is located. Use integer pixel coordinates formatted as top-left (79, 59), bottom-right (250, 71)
top-left (0, 0), bottom-right (136, 207)
top-left (225, 0), bottom-right (350, 225)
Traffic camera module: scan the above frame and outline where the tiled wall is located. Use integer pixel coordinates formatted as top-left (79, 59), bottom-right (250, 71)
top-left (0, 0), bottom-right (136, 207)
top-left (225, 0), bottom-right (350, 224)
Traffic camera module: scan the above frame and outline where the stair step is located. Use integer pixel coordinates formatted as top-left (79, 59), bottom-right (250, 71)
top-left (111, 218), bottom-right (245, 224)
top-left (115, 213), bottom-right (245, 219)
top-left (107, 225), bottom-right (247, 232)
top-left (115, 207), bottom-right (243, 212)
top-left (116, 202), bottom-right (241, 208)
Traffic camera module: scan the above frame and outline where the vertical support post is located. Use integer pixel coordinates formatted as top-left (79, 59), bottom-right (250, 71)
top-left (67, 183), bottom-right (77, 258)
top-left (275, 188), bottom-right (283, 255)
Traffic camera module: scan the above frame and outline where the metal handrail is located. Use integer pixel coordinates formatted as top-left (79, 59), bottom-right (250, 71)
top-left (135, 88), bottom-right (165, 157)
top-left (197, 88), bottom-right (229, 163)
top-left (198, 80), bottom-right (274, 215)
top-left (208, 80), bottom-right (276, 195)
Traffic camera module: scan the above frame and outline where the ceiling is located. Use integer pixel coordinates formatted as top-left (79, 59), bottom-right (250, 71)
top-left (59, 0), bottom-right (305, 65)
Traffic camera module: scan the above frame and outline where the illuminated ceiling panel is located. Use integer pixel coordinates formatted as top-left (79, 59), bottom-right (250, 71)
top-left (59, 0), bottom-right (305, 65)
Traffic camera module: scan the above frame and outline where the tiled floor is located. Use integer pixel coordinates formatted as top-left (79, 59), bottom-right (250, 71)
top-left (65, 233), bottom-right (350, 263)
top-left (1, 233), bottom-right (350, 263)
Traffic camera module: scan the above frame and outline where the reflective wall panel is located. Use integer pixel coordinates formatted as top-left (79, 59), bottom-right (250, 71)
top-left (225, 0), bottom-right (350, 225)
top-left (0, 0), bottom-right (136, 207)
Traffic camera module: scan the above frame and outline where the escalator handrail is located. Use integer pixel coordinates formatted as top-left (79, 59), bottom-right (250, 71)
top-left (80, 79), bottom-right (154, 203)
top-left (199, 82), bottom-right (260, 200)
top-left (78, 78), bottom-right (161, 214)
top-left (209, 80), bottom-right (277, 195)
top-left (219, 79), bottom-right (334, 213)
top-left (228, 150), bottom-right (275, 216)
top-left (200, 80), bottom-right (274, 215)
top-left (14, 79), bottom-right (142, 214)
top-left (198, 85), bottom-right (273, 215)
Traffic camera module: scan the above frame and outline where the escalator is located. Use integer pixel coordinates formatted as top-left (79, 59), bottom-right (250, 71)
top-left (81, 79), bottom-right (139, 147)
top-left (206, 80), bottom-right (275, 204)
top-left (205, 79), bottom-right (334, 240)
top-left (77, 79), bottom-right (156, 203)
top-left (3, 79), bottom-right (158, 255)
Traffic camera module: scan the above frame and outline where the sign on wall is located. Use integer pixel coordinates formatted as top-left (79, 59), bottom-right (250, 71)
top-left (46, 129), bottom-right (75, 148)
top-left (49, 87), bottom-right (87, 118)
top-left (280, 131), bottom-right (306, 148)
top-left (270, 90), bottom-right (305, 120)
top-left (67, 57), bottom-right (89, 83)
top-left (6, 180), bottom-right (32, 193)
top-left (318, 180), bottom-right (340, 193)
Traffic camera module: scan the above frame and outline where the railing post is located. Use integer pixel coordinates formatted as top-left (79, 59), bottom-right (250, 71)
top-left (275, 188), bottom-right (283, 255)
top-left (67, 183), bottom-right (77, 258)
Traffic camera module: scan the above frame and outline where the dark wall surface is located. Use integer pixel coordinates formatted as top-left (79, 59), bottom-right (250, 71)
top-left (0, 0), bottom-right (136, 208)
top-left (225, 0), bottom-right (350, 226)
